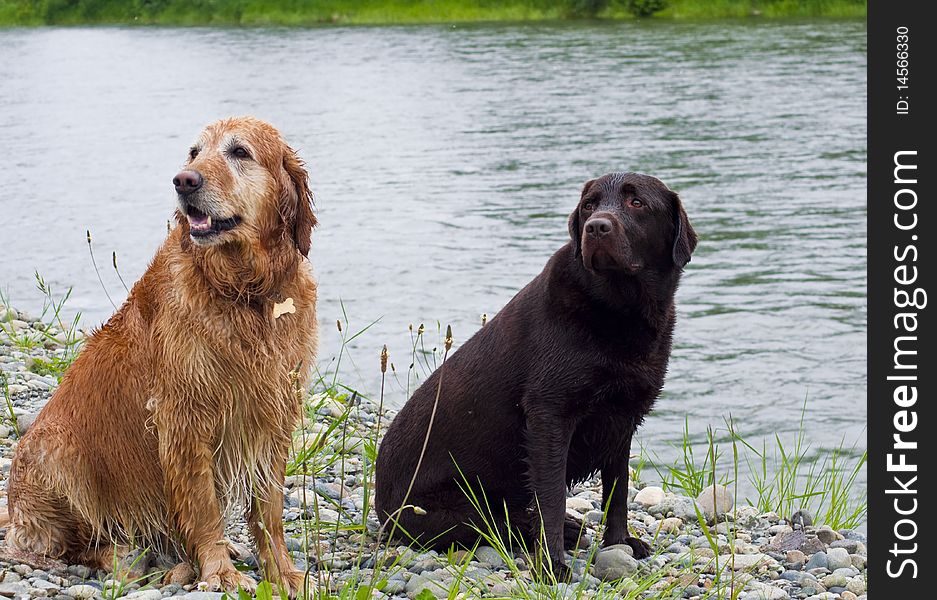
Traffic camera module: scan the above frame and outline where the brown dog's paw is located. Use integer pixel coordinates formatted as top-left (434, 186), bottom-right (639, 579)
top-left (563, 516), bottom-right (593, 550)
top-left (622, 536), bottom-right (652, 559)
top-left (202, 566), bottom-right (258, 595)
top-left (550, 559), bottom-right (573, 583)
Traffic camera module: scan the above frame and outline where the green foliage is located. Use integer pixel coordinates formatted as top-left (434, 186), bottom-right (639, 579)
top-left (564, 0), bottom-right (609, 18)
top-left (622, 0), bottom-right (667, 17)
top-left (0, 372), bottom-right (17, 436)
top-left (0, 274), bottom-right (84, 383)
top-left (254, 581), bottom-right (275, 600)
top-left (0, 0), bottom-right (867, 25)
top-left (647, 405), bottom-right (867, 531)
top-left (651, 418), bottom-right (729, 498)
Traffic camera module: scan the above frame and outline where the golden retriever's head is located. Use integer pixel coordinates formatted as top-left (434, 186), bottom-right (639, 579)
top-left (173, 117), bottom-right (316, 257)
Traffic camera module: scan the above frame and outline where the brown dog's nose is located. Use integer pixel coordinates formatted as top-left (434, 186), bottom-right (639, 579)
top-left (585, 218), bottom-right (613, 237)
top-left (173, 170), bottom-right (203, 195)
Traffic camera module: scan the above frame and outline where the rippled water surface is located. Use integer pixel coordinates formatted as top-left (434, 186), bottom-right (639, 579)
top-left (0, 21), bottom-right (866, 485)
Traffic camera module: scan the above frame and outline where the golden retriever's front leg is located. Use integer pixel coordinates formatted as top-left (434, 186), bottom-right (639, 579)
top-left (160, 433), bottom-right (257, 595)
top-left (248, 452), bottom-right (306, 597)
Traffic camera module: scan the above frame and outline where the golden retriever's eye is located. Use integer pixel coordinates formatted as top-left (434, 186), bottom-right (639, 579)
top-left (188, 147), bottom-right (199, 160)
top-left (630, 198), bottom-right (644, 208)
top-left (231, 146), bottom-right (251, 160)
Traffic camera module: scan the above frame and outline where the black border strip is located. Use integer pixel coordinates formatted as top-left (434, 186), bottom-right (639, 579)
top-left (869, 0), bottom-right (934, 593)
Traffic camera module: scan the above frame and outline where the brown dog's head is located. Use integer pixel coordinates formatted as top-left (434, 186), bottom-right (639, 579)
top-left (568, 172), bottom-right (697, 274)
top-left (173, 117), bottom-right (316, 257)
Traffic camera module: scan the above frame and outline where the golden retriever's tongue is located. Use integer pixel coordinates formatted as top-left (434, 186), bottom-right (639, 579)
top-left (188, 214), bottom-right (212, 232)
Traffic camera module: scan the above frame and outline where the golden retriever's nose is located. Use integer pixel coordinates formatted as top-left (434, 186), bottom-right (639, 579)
top-left (173, 170), bottom-right (203, 195)
top-left (585, 218), bottom-right (613, 237)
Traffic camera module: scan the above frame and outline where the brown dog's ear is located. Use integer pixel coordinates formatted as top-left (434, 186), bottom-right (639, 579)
top-left (569, 179), bottom-right (596, 259)
top-left (670, 191), bottom-right (697, 268)
top-left (281, 146), bottom-right (317, 257)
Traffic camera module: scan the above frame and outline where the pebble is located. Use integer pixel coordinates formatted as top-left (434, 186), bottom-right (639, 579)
top-left (696, 484), bottom-right (733, 519)
top-left (473, 546), bottom-right (504, 568)
top-left (65, 567), bottom-right (91, 580)
top-left (799, 536), bottom-right (827, 555)
top-left (789, 509), bottom-right (813, 528)
top-left (725, 554), bottom-right (779, 571)
top-left (633, 486), bottom-right (665, 507)
top-left (382, 579), bottom-right (406, 595)
top-left (825, 547), bottom-right (851, 570)
top-left (592, 545), bottom-right (638, 580)
top-left (743, 581), bottom-right (790, 599)
top-left (766, 530), bottom-right (804, 553)
top-left (583, 509), bottom-right (604, 524)
top-left (405, 574), bottom-right (464, 599)
top-left (803, 550), bottom-right (828, 571)
top-left (565, 497), bottom-right (594, 513)
top-left (64, 585), bottom-right (100, 599)
top-left (0, 582), bottom-right (31, 597)
top-left (13, 413), bottom-right (38, 435)
top-left (846, 576), bottom-right (866, 595)
top-left (815, 526), bottom-right (842, 545)
top-left (123, 591), bottom-right (162, 600)
top-left (650, 496), bottom-right (699, 522)
top-left (850, 554), bottom-right (867, 569)
top-left (31, 579), bottom-right (60, 591)
top-left (820, 573), bottom-right (848, 588)
top-left (658, 517), bottom-right (683, 534)
top-left (829, 539), bottom-right (860, 554)
top-left (782, 550), bottom-right (805, 570)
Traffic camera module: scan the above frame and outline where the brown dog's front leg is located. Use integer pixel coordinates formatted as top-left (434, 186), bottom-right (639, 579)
top-left (159, 426), bottom-right (257, 594)
top-left (525, 413), bottom-right (574, 577)
top-left (248, 452), bottom-right (305, 598)
top-left (601, 437), bottom-right (651, 559)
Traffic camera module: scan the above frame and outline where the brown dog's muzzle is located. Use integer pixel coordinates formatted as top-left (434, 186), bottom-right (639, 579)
top-left (582, 213), bottom-right (640, 273)
top-left (585, 217), bottom-right (613, 238)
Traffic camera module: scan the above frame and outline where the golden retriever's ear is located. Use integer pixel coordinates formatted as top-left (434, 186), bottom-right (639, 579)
top-left (281, 147), bottom-right (317, 257)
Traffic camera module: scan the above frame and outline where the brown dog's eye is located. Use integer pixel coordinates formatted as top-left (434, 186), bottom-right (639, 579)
top-left (231, 146), bottom-right (251, 160)
top-left (188, 147), bottom-right (199, 160)
top-left (630, 199), bottom-right (644, 208)
top-left (583, 202), bottom-right (595, 212)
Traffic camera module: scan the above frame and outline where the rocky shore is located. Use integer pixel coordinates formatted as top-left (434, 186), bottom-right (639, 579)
top-left (0, 305), bottom-right (868, 600)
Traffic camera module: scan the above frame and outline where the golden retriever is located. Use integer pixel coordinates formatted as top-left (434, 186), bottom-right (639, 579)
top-left (3, 117), bottom-right (318, 595)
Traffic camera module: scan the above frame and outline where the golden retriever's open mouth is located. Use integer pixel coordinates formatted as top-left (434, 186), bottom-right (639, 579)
top-left (185, 205), bottom-right (241, 239)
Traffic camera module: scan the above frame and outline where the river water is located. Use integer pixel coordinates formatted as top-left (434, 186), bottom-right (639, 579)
top-left (0, 21), bottom-right (866, 493)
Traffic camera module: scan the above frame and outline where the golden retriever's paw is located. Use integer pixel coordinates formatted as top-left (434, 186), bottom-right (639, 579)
top-left (202, 566), bottom-right (258, 595)
top-left (275, 568), bottom-right (309, 599)
top-left (163, 562), bottom-right (197, 586)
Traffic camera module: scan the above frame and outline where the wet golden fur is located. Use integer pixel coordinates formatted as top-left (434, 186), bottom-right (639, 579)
top-left (3, 117), bottom-right (318, 595)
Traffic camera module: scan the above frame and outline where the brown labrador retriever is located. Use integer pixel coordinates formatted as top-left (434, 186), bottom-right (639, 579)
top-left (3, 117), bottom-right (318, 596)
top-left (375, 172), bottom-right (697, 574)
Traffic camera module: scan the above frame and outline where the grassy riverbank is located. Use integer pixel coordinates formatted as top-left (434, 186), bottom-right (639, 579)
top-left (0, 0), bottom-right (866, 27)
top-left (1, 285), bottom-right (867, 598)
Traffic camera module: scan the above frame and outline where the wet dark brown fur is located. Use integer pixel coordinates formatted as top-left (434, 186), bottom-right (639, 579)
top-left (3, 117), bottom-right (318, 595)
top-left (375, 172), bottom-right (697, 573)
